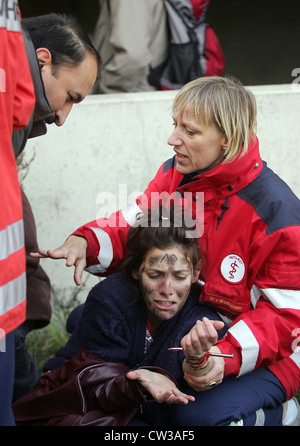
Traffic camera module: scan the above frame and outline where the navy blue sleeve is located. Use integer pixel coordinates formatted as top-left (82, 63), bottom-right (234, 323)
top-left (44, 273), bottom-right (145, 370)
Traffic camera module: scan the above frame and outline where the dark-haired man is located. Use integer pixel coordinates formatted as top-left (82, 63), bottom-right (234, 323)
top-left (12, 13), bottom-right (100, 403)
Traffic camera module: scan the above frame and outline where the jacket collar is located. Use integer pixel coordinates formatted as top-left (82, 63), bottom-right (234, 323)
top-left (179, 136), bottom-right (263, 195)
top-left (22, 27), bottom-right (56, 139)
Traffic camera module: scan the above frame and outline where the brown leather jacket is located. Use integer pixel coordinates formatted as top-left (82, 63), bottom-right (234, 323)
top-left (12, 349), bottom-right (176, 426)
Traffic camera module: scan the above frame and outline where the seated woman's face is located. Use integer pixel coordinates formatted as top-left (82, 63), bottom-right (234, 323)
top-left (133, 246), bottom-right (198, 330)
top-left (168, 108), bottom-right (227, 175)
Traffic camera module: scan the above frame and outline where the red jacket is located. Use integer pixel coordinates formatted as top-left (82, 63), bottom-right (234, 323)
top-left (0, 4), bottom-right (35, 334)
top-left (74, 137), bottom-right (300, 399)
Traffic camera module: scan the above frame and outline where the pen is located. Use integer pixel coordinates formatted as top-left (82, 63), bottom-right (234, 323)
top-left (167, 347), bottom-right (234, 359)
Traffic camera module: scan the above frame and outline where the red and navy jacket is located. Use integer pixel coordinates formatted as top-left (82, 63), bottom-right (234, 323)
top-left (74, 137), bottom-right (300, 399)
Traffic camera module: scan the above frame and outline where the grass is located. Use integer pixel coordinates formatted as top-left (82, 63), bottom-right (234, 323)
top-left (26, 283), bottom-right (87, 372)
top-left (27, 309), bottom-right (69, 373)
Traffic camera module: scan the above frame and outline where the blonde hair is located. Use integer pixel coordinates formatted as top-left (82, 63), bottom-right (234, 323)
top-left (172, 76), bottom-right (257, 162)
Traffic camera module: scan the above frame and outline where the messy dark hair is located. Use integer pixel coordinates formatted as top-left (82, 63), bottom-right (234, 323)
top-left (121, 204), bottom-right (201, 303)
top-left (22, 13), bottom-right (101, 72)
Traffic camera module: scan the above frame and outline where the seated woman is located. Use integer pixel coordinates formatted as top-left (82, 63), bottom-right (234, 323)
top-left (30, 75), bottom-right (300, 426)
top-left (13, 206), bottom-right (226, 426)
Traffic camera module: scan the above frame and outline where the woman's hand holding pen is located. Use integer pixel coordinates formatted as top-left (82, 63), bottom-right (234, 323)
top-left (179, 318), bottom-right (227, 391)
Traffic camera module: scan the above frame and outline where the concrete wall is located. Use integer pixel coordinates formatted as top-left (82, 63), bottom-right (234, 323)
top-left (20, 84), bottom-right (300, 304)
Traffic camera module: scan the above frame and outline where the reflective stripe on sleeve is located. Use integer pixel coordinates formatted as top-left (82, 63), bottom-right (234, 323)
top-left (250, 284), bottom-right (261, 308)
top-left (254, 409), bottom-right (265, 426)
top-left (228, 320), bottom-right (259, 376)
top-left (85, 227), bottom-right (113, 274)
top-left (0, 0), bottom-right (21, 32)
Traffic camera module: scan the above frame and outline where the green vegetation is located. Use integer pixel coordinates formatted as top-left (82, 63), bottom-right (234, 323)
top-left (27, 308), bottom-right (69, 372)
top-left (26, 277), bottom-right (93, 372)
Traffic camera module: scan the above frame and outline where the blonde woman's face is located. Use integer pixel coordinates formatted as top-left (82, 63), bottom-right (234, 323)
top-left (168, 108), bottom-right (227, 175)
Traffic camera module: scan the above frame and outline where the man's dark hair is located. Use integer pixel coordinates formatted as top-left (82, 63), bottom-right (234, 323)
top-left (22, 13), bottom-right (101, 71)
